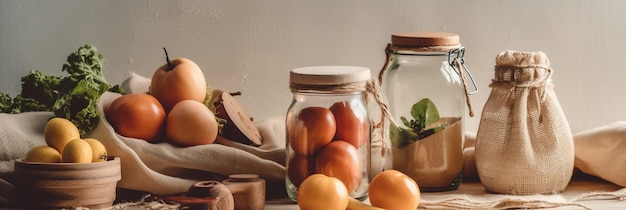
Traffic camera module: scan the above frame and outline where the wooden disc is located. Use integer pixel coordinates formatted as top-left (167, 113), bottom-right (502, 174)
top-left (216, 92), bottom-right (263, 146)
top-left (391, 32), bottom-right (460, 48)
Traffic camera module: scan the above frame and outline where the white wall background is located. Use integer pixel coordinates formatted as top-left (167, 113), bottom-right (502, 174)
top-left (1, 0), bottom-right (625, 134)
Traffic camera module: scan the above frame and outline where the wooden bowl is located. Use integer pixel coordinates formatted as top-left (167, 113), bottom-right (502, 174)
top-left (13, 157), bottom-right (121, 209)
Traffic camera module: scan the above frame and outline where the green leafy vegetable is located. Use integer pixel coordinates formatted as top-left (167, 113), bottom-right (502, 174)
top-left (0, 44), bottom-right (122, 136)
top-left (390, 98), bottom-right (446, 149)
top-left (21, 69), bottom-right (61, 109)
top-left (0, 92), bottom-right (16, 113)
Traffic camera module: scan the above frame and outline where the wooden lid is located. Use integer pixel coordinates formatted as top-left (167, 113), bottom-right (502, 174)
top-left (391, 32), bottom-right (460, 48)
top-left (290, 66), bottom-right (371, 86)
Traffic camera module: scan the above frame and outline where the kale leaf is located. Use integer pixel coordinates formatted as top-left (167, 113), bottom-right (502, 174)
top-left (0, 44), bottom-right (122, 136)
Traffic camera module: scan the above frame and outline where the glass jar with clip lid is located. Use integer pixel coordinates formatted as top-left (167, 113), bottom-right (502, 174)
top-left (379, 32), bottom-right (478, 192)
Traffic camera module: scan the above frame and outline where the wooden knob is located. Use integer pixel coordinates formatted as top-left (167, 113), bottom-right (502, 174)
top-left (222, 174), bottom-right (266, 210)
top-left (187, 181), bottom-right (234, 210)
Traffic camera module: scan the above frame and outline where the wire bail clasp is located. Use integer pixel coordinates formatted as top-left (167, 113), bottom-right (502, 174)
top-left (449, 47), bottom-right (478, 95)
top-left (448, 47), bottom-right (478, 117)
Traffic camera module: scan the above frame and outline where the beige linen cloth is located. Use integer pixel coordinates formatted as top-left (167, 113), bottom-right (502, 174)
top-left (89, 92), bottom-right (287, 195)
top-left (0, 73), bottom-right (287, 201)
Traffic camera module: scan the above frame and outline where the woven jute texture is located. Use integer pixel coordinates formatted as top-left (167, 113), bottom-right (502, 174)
top-left (475, 51), bottom-right (575, 195)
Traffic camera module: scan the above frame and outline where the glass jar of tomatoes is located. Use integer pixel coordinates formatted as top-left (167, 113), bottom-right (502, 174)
top-left (379, 32), bottom-right (478, 192)
top-left (286, 66), bottom-right (371, 201)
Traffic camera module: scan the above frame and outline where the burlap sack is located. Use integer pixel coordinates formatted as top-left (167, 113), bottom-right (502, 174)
top-left (475, 51), bottom-right (575, 195)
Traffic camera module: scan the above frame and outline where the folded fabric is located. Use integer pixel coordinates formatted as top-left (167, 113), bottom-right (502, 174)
top-left (573, 122), bottom-right (626, 187)
top-left (0, 91), bottom-right (287, 197)
top-left (0, 111), bottom-right (53, 182)
top-left (89, 91), bottom-right (286, 195)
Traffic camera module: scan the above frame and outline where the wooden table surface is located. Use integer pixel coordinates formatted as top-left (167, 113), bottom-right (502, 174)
top-left (264, 171), bottom-right (626, 209)
top-left (4, 170), bottom-right (619, 209)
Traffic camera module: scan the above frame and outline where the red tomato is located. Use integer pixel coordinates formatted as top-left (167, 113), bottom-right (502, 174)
top-left (287, 153), bottom-right (316, 188)
top-left (369, 170), bottom-right (421, 210)
top-left (316, 140), bottom-right (361, 193)
top-left (105, 93), bottom-right (166, 142)
top-left (288, 106), bottom-right (336, 155)
top-left (330, 101), bottom-right (367, 148)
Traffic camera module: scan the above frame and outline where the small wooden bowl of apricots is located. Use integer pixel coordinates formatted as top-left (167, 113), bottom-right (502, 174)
top-left (13, 117), bottom-right (121, 209)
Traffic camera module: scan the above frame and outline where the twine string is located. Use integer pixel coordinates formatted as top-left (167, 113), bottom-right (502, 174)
top-left (454, 58), bottom-right (475, 117)
top-left (365, 79), bottom-right (399, 129)
top-left (492, 64), bottom-right (553, 101)
top-left (365, 79), bottom-right (397, 155)
top-left (289, 82), bottom-right (367, 93)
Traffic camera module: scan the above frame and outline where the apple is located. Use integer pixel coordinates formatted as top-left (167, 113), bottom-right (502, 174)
top-left (150, 48), bottom-right (207, 112)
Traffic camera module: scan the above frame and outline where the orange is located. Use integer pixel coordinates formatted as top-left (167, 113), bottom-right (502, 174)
top-left (297, 174), bottom-right (349, 210)
top-left (369, 170), bottom-right (421, 210)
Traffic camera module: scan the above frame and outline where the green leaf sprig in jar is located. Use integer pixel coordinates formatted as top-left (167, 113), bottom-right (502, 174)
top-left (390, 98), bottom-right (450, 149)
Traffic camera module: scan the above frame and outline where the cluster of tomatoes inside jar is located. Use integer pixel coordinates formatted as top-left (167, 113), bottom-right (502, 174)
top-left (287, 101), bottom-right (368, 193)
